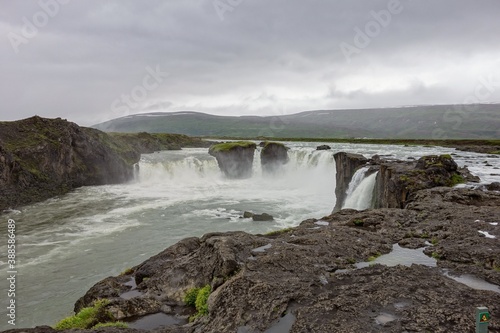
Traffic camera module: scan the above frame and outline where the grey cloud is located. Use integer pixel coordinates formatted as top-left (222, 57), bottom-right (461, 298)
top-left (1, 0), bottom-right (499, 126)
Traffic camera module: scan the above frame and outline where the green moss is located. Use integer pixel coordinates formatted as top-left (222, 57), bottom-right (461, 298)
top-left (346, 258), bottom-right (356, 264)
top-left (353, 219), bottom-right (364, 226)
top-left (368, 252), bottom-right (381, 262)
top-left (195, 285), bottom-right (211, 316)
top-left (431, 252), bottom-right (441, 260)
top-left (449, 174), bottom-right (465, 186)
top-left (209, 141), bottom-right (256, 153)
top-left (184, 285), bottom-right (211, 321)
top-left (440, 154), bottom-right (452, 159)
top-left (53, 299), bottom-right (112, 330)
top-left (265, 227), bottom-right (294, 236)
top-left (183, 287), bottom-right (200, 307)
top-left (120, 267), bottom-right (134, 276)
top-left (431, 237), bottom-right (439, 245)
top-left (92, 322), bottom-right (129, 329)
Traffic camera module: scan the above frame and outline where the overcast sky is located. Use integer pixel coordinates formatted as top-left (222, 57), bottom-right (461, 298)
top-left (1, 0), bottom-right (499, 126)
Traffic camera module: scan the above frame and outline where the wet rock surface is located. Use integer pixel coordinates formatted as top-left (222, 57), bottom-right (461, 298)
top-left (208, 142), bottom-right (257, 179)
top-left (260, 142), bottom-right (288, 174)
top-left (63, 185), bottom-right (500, 333)
top-left (333, 152), bottom-right (368, 211)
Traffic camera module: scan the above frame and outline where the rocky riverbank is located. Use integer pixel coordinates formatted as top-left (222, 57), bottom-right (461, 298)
top-left (0, 116), bottom-right (209, 211)
top-left (9, 185), bottom-right (499, 333)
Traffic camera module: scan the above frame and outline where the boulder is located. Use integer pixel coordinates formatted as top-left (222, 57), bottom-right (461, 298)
top-left (487, 182), bottom-right (500, 191)
top-left (316, 145), bottom-right (331, 150)
top-left (260, 142), bottom-right (288, 174)
top-left (208, 142), bottom-right (257, 179)
top-left (252, 213), bottom-right (274, 221)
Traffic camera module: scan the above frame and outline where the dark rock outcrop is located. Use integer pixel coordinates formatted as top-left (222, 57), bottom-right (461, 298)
top-left (69, 186), bottom-right (499, 333)
top-left (0, 117), bottom-right (140, 211)
top-left (316, 144), bottom-right (331, 150)
top-left (333, 152), bottom-right (368, 211)
top-left (487, 182), bottom-right (500, 191)
top-left (252, 213), bottom-right (274, 221)
top-left (373, 154), bottom-right (464, 209)
top-left (242, 211), bottom-right (274, 221)
top-left (208, 142), bottom-right (257, 179)
top-left (260, 142), bottom-right (288, 174)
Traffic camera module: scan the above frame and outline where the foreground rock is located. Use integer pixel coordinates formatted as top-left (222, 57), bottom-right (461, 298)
top-left (208, 142), bottom-right (257, 179)
top-left (63, 186), bottom-right (500, 333)
top-left (260, 142), bottom-right (288, 174)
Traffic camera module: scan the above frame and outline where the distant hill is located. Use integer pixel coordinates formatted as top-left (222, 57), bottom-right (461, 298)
top-left (92, 104), bottom-right (500, 139)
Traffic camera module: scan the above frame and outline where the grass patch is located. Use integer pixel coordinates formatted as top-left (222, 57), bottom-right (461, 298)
top-left (184, 285), bottom-right (211, 321)
top-left (209, 141), bottom-right (256, 153)
top-left (53, 299), bottom-right (115, 330)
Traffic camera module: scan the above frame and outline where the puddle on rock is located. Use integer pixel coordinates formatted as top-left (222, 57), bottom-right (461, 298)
top-left (120, 289), bottom-right (143, 300)
top-left (375, 312), bottom-right (398, 325)
top-left (264, 312), bottom-right (296, 333)
top-left (124, 277), bottom-right (137, 288)
top-left (252, 244), bottom-right (272, 253)
top-left (126, 313), bottom-right (186, 330)
top-left (442, 269), bottom-right (500, 294)
top-left (120, 277), bottom-right (142, 299)
top-left (314, 220), bottom-right (329, 226)
top-left (355, 244), bottom-right (437, 269)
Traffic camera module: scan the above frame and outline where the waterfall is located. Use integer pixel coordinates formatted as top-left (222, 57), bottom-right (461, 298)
top-left (342, 167), bottom-right (378, 210)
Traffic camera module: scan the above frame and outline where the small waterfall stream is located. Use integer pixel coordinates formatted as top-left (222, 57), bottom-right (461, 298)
top-left (342, 167), bottom-right (378, 210)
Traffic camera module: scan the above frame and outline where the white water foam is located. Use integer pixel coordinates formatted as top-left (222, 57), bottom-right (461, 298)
top-left (343, 167), bottom-right (378, 210)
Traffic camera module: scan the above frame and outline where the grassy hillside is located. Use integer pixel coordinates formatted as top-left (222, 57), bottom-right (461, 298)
top-left (92, 104), bottom-right (500, 139)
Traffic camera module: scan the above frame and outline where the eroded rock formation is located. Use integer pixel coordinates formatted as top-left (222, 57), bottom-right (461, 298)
top-left (260, 142), bottom-right (288, 174)
top-left (208, 142), bottom-right (257, 179)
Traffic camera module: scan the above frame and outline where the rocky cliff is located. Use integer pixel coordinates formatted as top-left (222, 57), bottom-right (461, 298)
top-left (0, 117), bottom-right (210, 211)
top-left (332, 152), bottom-right (368, 211)
top-left (208, 142), bottom-right (257, 179)
top-left (333, 153), bottom-right (472, 210)
top-left (0, 117), bottom-right (140, 211)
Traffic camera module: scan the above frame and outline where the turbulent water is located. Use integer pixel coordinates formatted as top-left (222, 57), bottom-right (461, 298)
top-left (0, 142), bottom-right (499, 329)
top-left (342, 166), bottom-right (378, 210)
